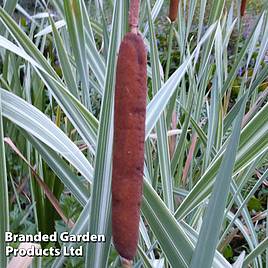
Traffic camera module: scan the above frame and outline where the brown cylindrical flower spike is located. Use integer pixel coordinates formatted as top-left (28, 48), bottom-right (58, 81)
top-left (169, 0), bottom-right (179, 22)
top-left (112, 0), bottom-right (147, 261)
top-left (240, 0), bottom-right (247, 17)
top-left (112, 32), bottom-right (147, 260)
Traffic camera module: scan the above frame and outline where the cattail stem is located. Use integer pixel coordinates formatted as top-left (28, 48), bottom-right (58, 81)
top-left (129, 0), bottom-right (140, 34)
top-left (240, 0), bottom-right (247, 17)
top-left (121, 258), bottom-right (133, 268)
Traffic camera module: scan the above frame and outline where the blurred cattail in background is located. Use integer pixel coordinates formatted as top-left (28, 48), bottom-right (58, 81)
top-left (169, 0), bottom-right (179, 22)
top-left (240, 0), bottom-right (247, 17)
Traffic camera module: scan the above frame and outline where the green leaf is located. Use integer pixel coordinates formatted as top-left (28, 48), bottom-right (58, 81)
top-left (0, 88), bottom-right (9, 268)
top-left (175, 95), bottom-right (268, 220)
top-left (63, 0), bottom-right (90, 108)
top-left (0, 88), bottom-right (93, 182)
top-left (243, 237), bottom-right (268, 267)
top-left (0, 8), bottom-right (99, 152)
top-left (189, 95), bottom-right (246, 268)
top-left (142, 179), bottom-right (193, 268)
top-left (0, 0), bottom-right (17, 35)
top-left (85, 1), bottom-right (125, 267)
top-left (21, 130), bottom-right (88, 206)
top-left (146, 0), bottom-right (174, 211)
top-left (180, 221), bottom-right (232, 268)
top-left (145, 23), bottom-right (216, 139)
top-left (52, 201), bottom-right (91, 268)
top-left (50, 17), bottom-right (79, 98)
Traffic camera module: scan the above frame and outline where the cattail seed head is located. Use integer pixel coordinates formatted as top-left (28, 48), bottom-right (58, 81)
top-left (112, 32), bottom-right (147, 261)
top-left (240, 0), bottom-right (247, 17)
top-left (169, 0), bottom-right (179, 22)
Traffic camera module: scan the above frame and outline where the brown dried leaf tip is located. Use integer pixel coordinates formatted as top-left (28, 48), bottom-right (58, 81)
top-left (240, 0), bottom-right (247, 17)
top-left (112, 32), bottom-right (147, 261)
top-left (169, 0), bottom-right (179, 22)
